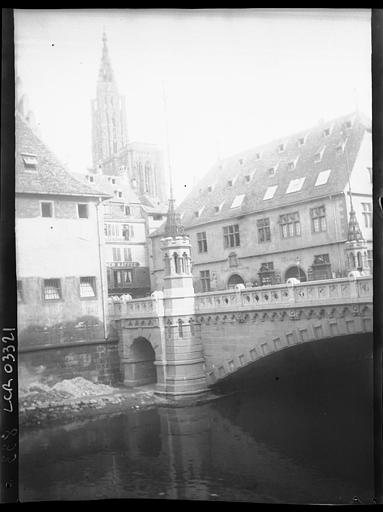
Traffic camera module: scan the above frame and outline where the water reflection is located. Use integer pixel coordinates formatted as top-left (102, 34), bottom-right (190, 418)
top-left (20, 335), bottom-right (374, 504)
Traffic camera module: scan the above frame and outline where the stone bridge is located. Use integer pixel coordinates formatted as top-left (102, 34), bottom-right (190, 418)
top-left (108, 276), bottom-right (373, 397)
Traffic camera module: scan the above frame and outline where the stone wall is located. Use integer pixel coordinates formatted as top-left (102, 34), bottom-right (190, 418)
top-left (19, 339), bottom-right (122, 387)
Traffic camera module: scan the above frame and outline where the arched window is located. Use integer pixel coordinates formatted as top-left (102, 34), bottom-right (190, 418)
top-left (182, 252), bottom-right (190, 274)
top-left (349, 252), bottom-right (356, 269)
top-left (227, 274), bottom-right (245, 288)
top-left (178, 319), bottom-right (183, 338)
top-left (164, 253), bottom-right (171, 275)
top-left (173, 253), bottom-right (180, 274)
top-left (357, 252), bottom-right (362, 268)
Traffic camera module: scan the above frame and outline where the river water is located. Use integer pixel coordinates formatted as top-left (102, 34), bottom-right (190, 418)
top-left (19, 335), bottom-right (375, 504)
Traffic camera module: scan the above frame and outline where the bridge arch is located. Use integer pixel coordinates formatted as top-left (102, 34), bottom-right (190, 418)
top-left (228, 273), bottom-right (245, 288)
top-left (284, 265), bottom-right (307, 282)
top-left (127, 336), bottom-right (157, 386)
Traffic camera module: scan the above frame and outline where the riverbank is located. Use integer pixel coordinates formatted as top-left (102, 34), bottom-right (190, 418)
top-left (19, 377), bottom-right (223, 429)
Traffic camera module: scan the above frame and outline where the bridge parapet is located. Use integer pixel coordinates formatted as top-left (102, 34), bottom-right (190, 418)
top-left (108, 276), bottom-right (372, 320)
top-left (195, 276), bottom-right (372, 313)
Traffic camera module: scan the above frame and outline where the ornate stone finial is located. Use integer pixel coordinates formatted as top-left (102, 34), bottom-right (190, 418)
top-left (347, 207), bottom-right (364, 243)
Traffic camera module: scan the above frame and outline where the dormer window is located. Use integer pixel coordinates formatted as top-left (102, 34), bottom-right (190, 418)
top-left (278, 143), bottom-right (285, 153)
top-left (323, 127), bottom-right (331, 137)
top-left (336, 140), bottom-right (347, 153)
top-left (314, 147), bottom-right (325, 163)
top-left (298, 136), bottom-right (306, 146)
top-left (255, 152), bottom-right (261, 160)
top-left (239, 158), bottom-right (244, 165)
top-left (228, 180), bottom-right (233, 187)
top-left (286, 177), bottom-right (306, 194)
top-left (268, 167), bottom-right (276, 177)
top-left (245, 172), bottom-right (254, 183)
top-left (21, 153), bottom-right (38, 171)
top-left (343, 119), bottom-right (353, 129)
top-left (315, 169), bottom-right (331, 186)
top-left (214, 201), bottom-right (225, 213)
top-left (230, 194), bottom-right (245, 209)
top-left (208, 185), bottom-right (213, 192)
top-left (194, 206), bottom-right (205, 218)
top-left (111, 178), bottom-right (116, 185)
top-left (263, 185), bottom-right (277, 200)
top-left (287, 156), bottom-right (299, 171)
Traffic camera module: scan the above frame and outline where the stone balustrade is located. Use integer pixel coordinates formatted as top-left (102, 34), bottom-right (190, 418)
top-left (108, 276), bottom-right (373, 320)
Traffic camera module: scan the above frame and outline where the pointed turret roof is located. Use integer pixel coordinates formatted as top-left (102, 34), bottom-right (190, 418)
top-left (98, 31), bottom-right (114, 83)
top-left (164, 193), bottom-right (184, 238)
top-left (347, 207), bottom-right (364, 243)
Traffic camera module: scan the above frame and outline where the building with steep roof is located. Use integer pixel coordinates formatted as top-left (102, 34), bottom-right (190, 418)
top-left (149, 111), bottom-right (372, 292)
top-left (90, 33), bottom-right (168, 206)
top-left (72, 171), bottom-right (168, 297)
top-left (15, 95), bottom-right (113, 363)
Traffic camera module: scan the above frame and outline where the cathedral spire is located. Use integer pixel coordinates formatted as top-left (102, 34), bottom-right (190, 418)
top-left (98, 31), bottom-right (114, 83)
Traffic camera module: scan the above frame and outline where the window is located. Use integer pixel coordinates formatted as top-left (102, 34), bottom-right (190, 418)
top-left (21, 153), bottom-right (38, 170)
top-left (197, 232), bottom-right (208, 253)
top-left (268, 167), bottom-right (276, 177)
top-left (343, 119), bottom-right (353, 129)
top-left (313, 254), bottom-right (330, 265)
top-left (361, 203), bottom-right (372, 228)
top-left (310, 206), bottom-right (327, 233)
top-left (123, 270), bottom-right (132, 284)
top-left (231, 194), bottom-right (245, 209)
top-left (200, 270), bottom-right (211, 292)
top-left (287, 161), bottom-right (295, 171)
top-left (315, 169), bottom-right (331, 186)
top-left (257, 218), bottom-right (271, 243)
top-left (88, 175), bottom-right (94, 183)
top-left (111, 178), bottom-right (116, 185)
top-left (17, 280), bottom-right (23, 302)
top-left (43, 279), bottom-right (61, 300)
top-left (227, 177), bottom-right (237, 187)
top-left (77, 203), bottom-right (89, 218)
top-left (41, 202), bottom-right (53, 218)
top-left (153, 214), bottom-right (163, 221)
top-left (112, 247), bottom-right (121, 262)
top-left (323, 127), bottom-right (331, 137)
top-left (286, 177), bottom-right (306, 194)
top-left (368, 249), bottom-right (373, 269)
top-left (255, 152), bottom-right (261, 160)
top-left (105, 223), bottom-right (120, 239)
top-left (263, 185), bottom-right (277, 200)
top-left (280, 212), bottom-right (301, 238)
top-left (124, 206), bottom-right (131, 216)
top-left (123, 248), bottom-right (132, 261)
top-left (116, 191), bottom-right (122, 198)
top-left (245, 174), bottom-right (252, 182)
top-left (239, 158), bottom-right (244, 165)
top-left (336, 140), bottom-right (346, 153)
top-left (214, 202), bottom-right (225, 213)
top-left (314, 147), bottom-right (325, 163)
top-left (80, 276), bottom-right (96, 298)
top-left (298, 136), bottom-right (305, 146)
top-left (367, 167), bottom-right (372, 183)
top-left (122, 224), bottom-right (134, 240)
top-left (208, 185), bottom-right (214, 192)
top-left (278, 143), bottom-right (285, 153)
top-left (144, 163), bottom-right (151, 193)
top-left (114, 270), bottom-right (122, 287)
top-left (223, 224), bottom-right (240, 248)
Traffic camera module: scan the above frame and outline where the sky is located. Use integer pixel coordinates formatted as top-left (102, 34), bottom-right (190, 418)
top-left (14, 8), bottom-right (371, 204)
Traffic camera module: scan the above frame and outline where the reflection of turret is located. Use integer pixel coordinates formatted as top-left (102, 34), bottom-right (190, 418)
top-left (345, 207), bottom-right (370, 275)
top-left (158, 405), bottom-right (211, 500)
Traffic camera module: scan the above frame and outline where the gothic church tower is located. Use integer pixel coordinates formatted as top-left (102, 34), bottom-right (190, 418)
top-left (91, 32), bottom-right (128, 171)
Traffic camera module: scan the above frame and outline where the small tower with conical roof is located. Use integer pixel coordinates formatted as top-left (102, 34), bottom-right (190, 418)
top-left (155, 90), bottom-right (207, 397)
top-left (345, 206), bottom-right (370, 274)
